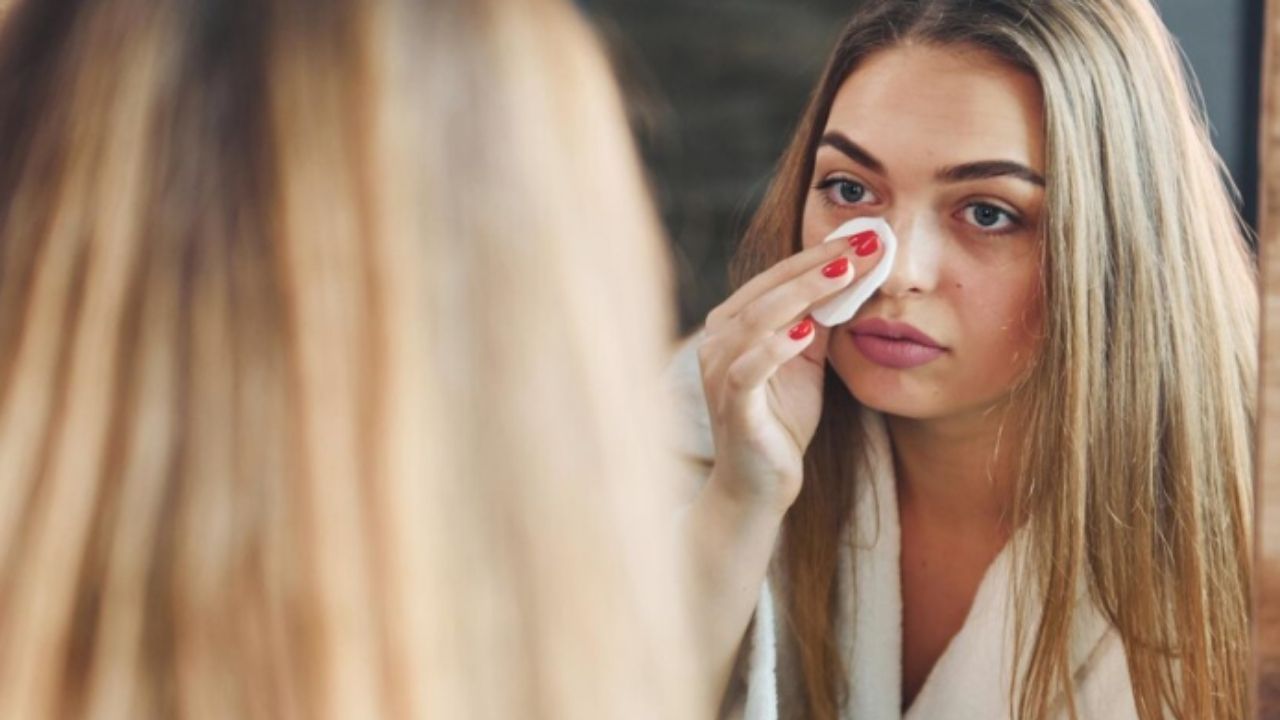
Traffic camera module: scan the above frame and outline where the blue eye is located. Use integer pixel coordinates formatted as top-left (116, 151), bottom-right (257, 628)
top-left (837, 180), bottom-right (865, 203)
top-left (962, 203), bottom-right (1020, 232)
top-left (814, 177), bottom-right (877, 208)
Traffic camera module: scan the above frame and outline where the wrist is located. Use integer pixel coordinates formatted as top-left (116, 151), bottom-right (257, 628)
top-left (702, 466), bottom-right (792, 528)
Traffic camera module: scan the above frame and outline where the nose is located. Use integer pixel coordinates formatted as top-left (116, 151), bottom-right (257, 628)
top-left (878, 213), bottom-right (942, 297)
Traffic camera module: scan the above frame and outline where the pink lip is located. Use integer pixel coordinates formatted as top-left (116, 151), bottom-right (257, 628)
top-left (848, 318), bottom-right (946, 369)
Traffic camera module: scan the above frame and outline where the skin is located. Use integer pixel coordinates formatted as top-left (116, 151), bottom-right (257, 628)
top-left (800, 43), bottom-right (1047, 708)
top-left (683, 41), bottom-right (1047, 713)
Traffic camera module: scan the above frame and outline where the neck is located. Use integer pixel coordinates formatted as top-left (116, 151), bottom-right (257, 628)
top-left (886, 401), bottom-right (1023, 539)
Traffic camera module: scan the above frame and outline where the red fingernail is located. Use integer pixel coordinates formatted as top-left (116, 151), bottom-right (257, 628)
top-left (821, 257), bottom-right (850, 278)
top-left (849, 230), bottom-right (879, 257)
top-left (788, 317), bottom-right (814, 340)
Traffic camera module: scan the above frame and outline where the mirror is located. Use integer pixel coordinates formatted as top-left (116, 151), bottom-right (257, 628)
top-left (585, 0), bottom-right (1275, 716)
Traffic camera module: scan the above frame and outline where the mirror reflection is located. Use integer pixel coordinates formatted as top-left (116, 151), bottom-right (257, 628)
top-left (589, 1), bottom-right (1267, 717)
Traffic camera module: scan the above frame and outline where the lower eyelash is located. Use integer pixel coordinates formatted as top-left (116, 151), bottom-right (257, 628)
top-left (969, 205), bottom-right (1023, 233)
top-left (813, 178), bottom-right (861, 208)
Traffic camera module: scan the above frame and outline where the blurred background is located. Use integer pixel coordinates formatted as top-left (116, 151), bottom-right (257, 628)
top-left (580, 0), bottom-right (1267, 335)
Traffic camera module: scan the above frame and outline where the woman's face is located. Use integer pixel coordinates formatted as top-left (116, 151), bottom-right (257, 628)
top-left (802, 42), bottom-right (1046, 423)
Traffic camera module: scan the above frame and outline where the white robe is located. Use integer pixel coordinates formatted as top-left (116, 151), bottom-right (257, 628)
top-left (662, 334), bottom-right (1140, 719)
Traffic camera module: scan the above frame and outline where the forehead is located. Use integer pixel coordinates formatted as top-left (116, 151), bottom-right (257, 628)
top-left (823, 43), bottom-right (1045, 171)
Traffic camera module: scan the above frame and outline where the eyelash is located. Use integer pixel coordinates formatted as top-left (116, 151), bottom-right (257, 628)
top-left (813, 177), bottom-right (876, 208)
top-left (811, 176), bottom-right (1025, 235)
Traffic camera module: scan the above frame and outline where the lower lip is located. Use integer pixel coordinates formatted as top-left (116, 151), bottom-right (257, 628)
top-left (850, 332), bottom-right (945, 369)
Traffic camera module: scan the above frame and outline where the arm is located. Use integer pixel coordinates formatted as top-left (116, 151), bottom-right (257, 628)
top-left (678, 467), bottom-right (786, 712)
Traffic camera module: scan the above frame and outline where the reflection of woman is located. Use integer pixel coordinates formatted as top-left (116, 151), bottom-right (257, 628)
top-left (671, 1), bottom-right (1255, 718)
top-left (0, 0), bottom-right (699, 718)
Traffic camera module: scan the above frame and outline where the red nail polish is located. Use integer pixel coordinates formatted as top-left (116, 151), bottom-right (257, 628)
top-left (849, 230), bottom-right (879, 257)
top-left (821, 257), bottom-right (849, 278)
top-left (788, 317), bottom-right (814, 340)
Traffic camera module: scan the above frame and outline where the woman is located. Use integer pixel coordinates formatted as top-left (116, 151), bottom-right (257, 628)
top-left (671, 1), bottom-right (1256, 718)
top-left (0, 0), bottom-right (702, 718)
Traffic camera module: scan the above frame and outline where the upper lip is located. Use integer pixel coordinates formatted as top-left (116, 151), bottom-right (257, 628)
top-left (849, 318), bottom-right (944, 349)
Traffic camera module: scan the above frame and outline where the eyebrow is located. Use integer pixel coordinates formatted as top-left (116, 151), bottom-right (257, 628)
top-left (818, 131), bottom-right (1046, 188)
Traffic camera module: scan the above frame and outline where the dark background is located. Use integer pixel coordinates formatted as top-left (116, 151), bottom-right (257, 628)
top-left (580, 0), bottom-right (1266, 335)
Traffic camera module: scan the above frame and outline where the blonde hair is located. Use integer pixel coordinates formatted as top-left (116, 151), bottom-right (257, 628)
top-left (0, 0), bottom-right (701, 718)
top-left (730, 1), bottom-right (1256, 718)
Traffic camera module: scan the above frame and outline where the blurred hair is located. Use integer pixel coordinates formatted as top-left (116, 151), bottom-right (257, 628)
top-left (729, 1), bottom-right (1256, 718)
top-left (0, 0), bottom-right (701, 718)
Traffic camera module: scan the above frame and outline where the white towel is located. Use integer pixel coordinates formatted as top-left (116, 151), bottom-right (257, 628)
top-left (663, 335), bottom-right (1139, 719)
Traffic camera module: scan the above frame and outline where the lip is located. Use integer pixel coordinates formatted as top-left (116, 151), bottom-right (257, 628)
top-left (848, 318), bottom-right (946, 369)
top-left (849, 318), bottom-right (942, 347)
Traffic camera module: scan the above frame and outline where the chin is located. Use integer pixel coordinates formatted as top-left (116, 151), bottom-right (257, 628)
top-left (847, 379), bottom-right (944, 420)
top-left (830, 354), bottom-right (948, 421)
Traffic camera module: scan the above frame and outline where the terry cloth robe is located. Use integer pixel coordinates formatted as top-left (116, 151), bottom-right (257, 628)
top-left (662, 334), bottom-right (1140, 720)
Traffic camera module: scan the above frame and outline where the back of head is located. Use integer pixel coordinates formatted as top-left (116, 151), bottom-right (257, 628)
top-left (0, 0), bottom-right (698, 718)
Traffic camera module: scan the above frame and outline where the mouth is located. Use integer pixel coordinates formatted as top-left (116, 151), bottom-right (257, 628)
top-left (848, 318), bottom-right (946, 370)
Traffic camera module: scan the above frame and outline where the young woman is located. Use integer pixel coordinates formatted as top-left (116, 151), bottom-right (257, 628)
top-left (671, 1), bottom-right (1256, 718)
top-left (0, 0), bottom-right (702, 718)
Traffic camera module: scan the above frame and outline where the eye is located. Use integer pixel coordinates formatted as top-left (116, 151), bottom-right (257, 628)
top-left (960, 202), bottom-right (1021, 233)
top-left (814, 177), bottom-right (879, 208)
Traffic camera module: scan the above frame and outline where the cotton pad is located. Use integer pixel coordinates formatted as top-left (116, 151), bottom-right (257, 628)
top-left (810, 217), bottom-right (898, 327)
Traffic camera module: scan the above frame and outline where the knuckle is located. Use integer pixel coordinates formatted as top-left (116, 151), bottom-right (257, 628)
top-left (695, 334), bottom-right (717, 365)
top-left (737, 300), bottom-right (769, 332)
top-left (806, 269), bottom-right (837, 295)
top-left (764, 333), bottom-right (789, 361)
top-left (724, 358), bottom-right (753, 393)
top-left (704, 305), bottom-right (727, 332)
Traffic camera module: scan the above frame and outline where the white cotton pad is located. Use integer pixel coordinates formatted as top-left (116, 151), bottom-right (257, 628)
top-left (810, 217), bottom-right (898, 327)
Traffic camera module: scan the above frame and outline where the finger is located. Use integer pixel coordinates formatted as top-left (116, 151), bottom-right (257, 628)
top-left (707, 244), bottom-right (878, 385)
top-left (798, 320), bottom-right (834, 368)
top-left (698, 255), bottom-right (847, 390)
top-left (705, 238), bottom-right (848, 333)
top-left (728, 252), bottom-right (860, 345)
top-left (722, 315), bottom-right (819, 397)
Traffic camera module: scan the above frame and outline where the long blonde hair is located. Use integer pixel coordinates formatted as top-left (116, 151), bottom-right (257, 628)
top-left (730, 1), bottom-right (1256, 718)
top-left (0, 0), bottom-right (701, 718)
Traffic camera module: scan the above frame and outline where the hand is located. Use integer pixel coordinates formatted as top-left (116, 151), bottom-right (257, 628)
top-left (696, 231), bottom-right (885, 514)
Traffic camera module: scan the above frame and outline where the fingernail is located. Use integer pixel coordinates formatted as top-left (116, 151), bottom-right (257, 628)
top-left (849, 230), bottom-right (879, 257)
top-left (821, 257), bottom-right (850, 278)
top-left (788, 317), bottom-right (814, 340)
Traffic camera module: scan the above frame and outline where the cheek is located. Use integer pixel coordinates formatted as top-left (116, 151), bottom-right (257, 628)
top-left (956, 261), bottom-right (1043, 374)
top-left (800, 200), bottom-right (829, 250)
top-left (800, 201), bottom-right (879, 253)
